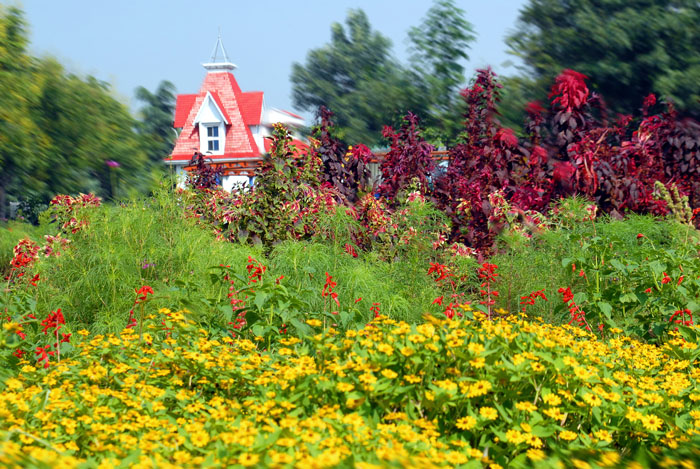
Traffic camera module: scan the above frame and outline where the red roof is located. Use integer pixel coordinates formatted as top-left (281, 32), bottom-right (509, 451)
top-left (173, 94), bottom-right (197, 128)
top-left (170, 72), bottom-right (260, 160)
top-left (239, 92), bottom-right (263, 125)
top-left (209, 91), bottom-right (232, 125)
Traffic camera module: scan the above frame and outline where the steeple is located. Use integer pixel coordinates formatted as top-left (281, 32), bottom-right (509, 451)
top-left (202, 31), bottom-right (236, 72)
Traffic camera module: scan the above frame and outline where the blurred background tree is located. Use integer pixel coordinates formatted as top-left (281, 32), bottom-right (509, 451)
top-left (0, 6), bottom-right (168, 220)
top-left (407, 0), bottom-right (475, 146)
top-left (135, 80), bottom-right (177, 167)
top-left (291, 2), bottom-right (477, 147)
top-left (290, 9), bottom-right (418, 146)
top-left (0, 6), bottom-right (48, 220)
top-left (506, 0), bottom-right (700, 118)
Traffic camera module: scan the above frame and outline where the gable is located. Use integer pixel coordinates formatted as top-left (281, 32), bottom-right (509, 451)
top-left (169, 71), bottom-right (260, 161)
top-left (194, 92), bottom-right (230, 125)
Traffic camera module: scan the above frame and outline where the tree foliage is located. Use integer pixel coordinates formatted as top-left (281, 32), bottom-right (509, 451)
top-left (291, 9), bottom-right (412, 146)
top-left (135, 81), bottom-right (176, 165)
top-left (0, 7), bottom-right (152, 218)
top-left (291, 3), bottom-right (478, 147)
top-left (407, 0), bottom-right (475, 145)
top-left (507, 0), bottom-right (700, 118)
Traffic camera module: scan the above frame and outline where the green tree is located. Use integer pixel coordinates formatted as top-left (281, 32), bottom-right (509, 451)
top-left (291, 9), bottom-right (420, 146)
top-left (135, 81), bottom-right (177, 166)
top-left (407, 0), bottom-right (475, 145)
top-left (507, 0), bottom-right (700, 117)
top-left (30, 60), bottom-right (149, 201)
top-left (0, 6), bottom-right (49, 219)
top-left (0, 7), bottom-right (150, 216)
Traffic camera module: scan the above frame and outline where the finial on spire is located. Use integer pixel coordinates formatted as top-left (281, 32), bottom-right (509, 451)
top-left (203, 31), bottom-right (236, 72)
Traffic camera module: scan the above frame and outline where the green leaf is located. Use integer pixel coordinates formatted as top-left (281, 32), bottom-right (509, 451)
top-left (597, 301), bottom-right (613, 319)
top-left (289, 318), bottom-right (312, 337)
top-left (253, 292), bottom-right (270, 311)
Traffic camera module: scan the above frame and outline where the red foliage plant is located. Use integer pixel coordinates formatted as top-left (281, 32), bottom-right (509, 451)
top-left (378, 112), bottom-right (435, 201)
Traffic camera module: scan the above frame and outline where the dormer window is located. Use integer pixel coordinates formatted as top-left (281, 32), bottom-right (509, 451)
top-left (206, 125), bottom-right (220, 152)
top-left (194, 92), bottom-right (229, 155)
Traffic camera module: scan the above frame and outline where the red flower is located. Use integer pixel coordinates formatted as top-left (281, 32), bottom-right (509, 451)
top-left (370, 303), bottom-right (381, 318)
top-left (558, 287), bottom-right (574, 303)
top-left (135, 285), bottom-right (154, 302)
top-left (525, 100), bottom-right (544, 116)
top-left (661, 272), bottom-right (671, 284)
top-left (669, 309), bottom-right (693, 328)
top-left (432, 296), bottom-right (444, 306)
top-left (41, 309), bottom-right (65, 335)
top-left (443, 303), bottom-right (456, 320)
top-left (549, 69), bottom-right (589, 112)
top-left (322, 272), bottom-right (340, 308)
top-left (636, 233), bottom-right (644, 239)
top-left (246, 257), bottom-right (267, 283)
top-left (428, 262), bottom-right (452, 282)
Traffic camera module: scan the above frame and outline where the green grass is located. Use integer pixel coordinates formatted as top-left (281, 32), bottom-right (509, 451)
top-left (268, 240), bottom-right (445, 324)
top-left (33, 188), bottom-right (261, 333)
top-left (490, 212), bottom-right (699, 322)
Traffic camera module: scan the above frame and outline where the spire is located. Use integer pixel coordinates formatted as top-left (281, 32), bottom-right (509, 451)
top-left (202, 30), bottom-right (236, 72)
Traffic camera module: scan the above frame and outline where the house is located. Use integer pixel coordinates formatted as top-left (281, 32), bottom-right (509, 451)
top-left (166, 36), bottom-right (308, 190)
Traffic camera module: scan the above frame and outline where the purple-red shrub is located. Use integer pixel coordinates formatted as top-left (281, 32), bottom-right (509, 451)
top-left (378, 113), bottom-right (435, 201)
top-left (313, 107), bottom-right (372, 203)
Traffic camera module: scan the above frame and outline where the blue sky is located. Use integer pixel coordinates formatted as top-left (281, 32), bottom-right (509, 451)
top-left (18, 0), bottom-right (527, 121)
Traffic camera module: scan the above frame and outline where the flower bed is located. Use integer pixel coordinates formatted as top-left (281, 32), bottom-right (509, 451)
top-left (1, 308), bottom-right (699, 467)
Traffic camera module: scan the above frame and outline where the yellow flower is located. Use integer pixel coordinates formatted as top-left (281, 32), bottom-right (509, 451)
top-left (467, 342), bottom-right (485, 355)
top-left (190, 431), bottom-right (209, 447)
top-left (542, 393), bottom-right (561, 406)
top-left (238, 453), bottom-right (260, 467)
top-left (467, 380), bottom-right (492, 397)
top-left (455, 416), bottom-right (477, 430)
top-left (381, 369), bottom-right (398, 379)
top-left (559, 430), bottom-right (578, 441)
top-left (479, 407), bottom-right (498, 420)
top-left (376, 343), bottom-right (393, 355)
top-left (594, 429), bottom-right (613, 442)
top-left (2, 322), bottom-right (22, 333)
top-left (470, 357), bottom-right (486, 368)
top-left (505, 429), bottom-right (526, 444)
top-left (641, 414), bottom-right (664, 432)
top-left (527, 448), bottom-right (546, 461)
top-left (583, 393), bottom-right (602, 407)
top-left (598, 452), bottom-right (621, 467)
top-left (515, 401), bottom-right (537, 413)
top-left (270, 451), bottom-right (293, 464)
top-left (306, 319), bottom-right (322, 327)
top-left (531, 362), bottom-right (545, 372)
top-left (4, 378), bottom-right (22, 390)
top-left (336, 382), bottom-right (354, 392)
top-left (445, 451), bottom-right (468, 465)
